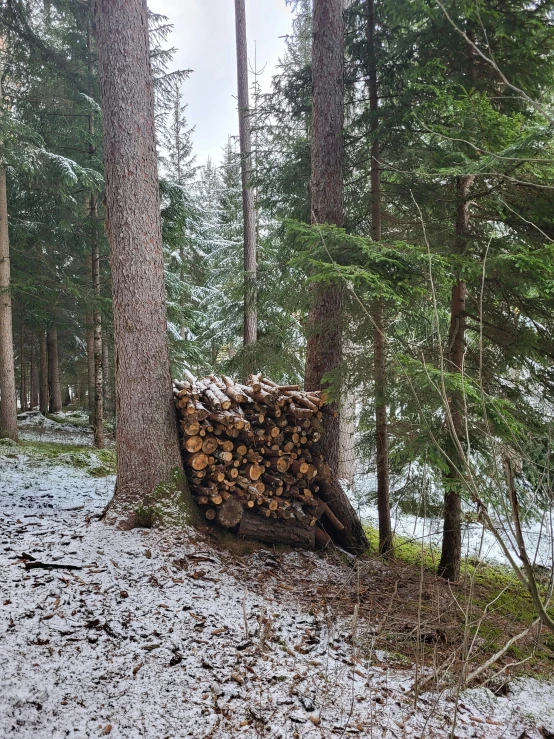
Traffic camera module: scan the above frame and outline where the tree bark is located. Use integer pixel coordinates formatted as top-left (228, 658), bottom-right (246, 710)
top-left (47, 328), bottom-right (62, 413)
top-left (87, 25), bottom-right (104, 449)
top-left (39, 331), bottom-right (49, 415)
top-left (86, 312), bottom-right (95, 423)
top-left (30, 334), bottom-right (39, 409)
top-left (91, 195), bottom-right (104, 448)
top-left (20, 312), bottom-right (27, 412)
top-left (303, 0), bottom-right (367, 554)
top-left (234, 0), bottom-right (257, 358)
top-left (438, 174), bottom-right (475, 581)
top-left (367, 0), bottom-right (392, 556)
top-left (305, 0), bottom-right (345, 476)
top-left (93, 0), bottom-right (187, 518)
top-left (0, 163), bottom-right (18, 440)
top-left (102, 336), bottom-right (111, 414)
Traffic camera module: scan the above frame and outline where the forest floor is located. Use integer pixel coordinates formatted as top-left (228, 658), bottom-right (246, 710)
top-left (1, 416), bottom-right (554, 738)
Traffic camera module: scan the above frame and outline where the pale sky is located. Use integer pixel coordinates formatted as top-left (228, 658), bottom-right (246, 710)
top-left (148, 0), bottom-right (293, 165)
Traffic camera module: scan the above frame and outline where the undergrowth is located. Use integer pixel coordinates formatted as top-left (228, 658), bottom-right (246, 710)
top-left (363, 524), bottom-right (554, 679)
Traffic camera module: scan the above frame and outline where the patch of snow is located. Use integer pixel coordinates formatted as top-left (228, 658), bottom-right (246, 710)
top-left (1, 447), bottom-right (553, 738)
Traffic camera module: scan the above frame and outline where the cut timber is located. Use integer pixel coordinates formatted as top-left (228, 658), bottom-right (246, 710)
top-left (315, 527), bottom-right (332, 547)
top-left (217, 498), bottom-right (244, 528)
top-left (238, 512), bottom-right (315, 548)
top-left (185, 452), bottom-right (209, 471)
top-left (184, 436), bottom-right (203, 453)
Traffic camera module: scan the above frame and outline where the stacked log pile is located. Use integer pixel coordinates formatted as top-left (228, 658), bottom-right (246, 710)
top-left (173, 373), bottom-right (349, 549)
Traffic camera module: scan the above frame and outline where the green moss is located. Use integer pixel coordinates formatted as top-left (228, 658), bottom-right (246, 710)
top-left (17, 441), bottom-right (116, 477)
top-left (132, 468), bottom-right (197, 529)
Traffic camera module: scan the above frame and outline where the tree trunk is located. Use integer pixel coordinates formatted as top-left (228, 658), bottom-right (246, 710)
top-left (102, 336), bottom-right (111, 414)
top-left (93, 0), bottom-right (187, 519)
top-left (39, 331), bottom-right (49, 415)
top-left (305, 0), bottom-right (368, 554)
top-left (305, 0), bottom-right (345, 476)
top-left (337, 391), bottom-right (356, 487)
top-left (47, 328), bottom-right (62, 413)
top-left (87, 25), bottom-right (104, 449)
top-left (438, 174), bottom-right (475, 581)
top-left (234, 0), bottom-right (257, 359)
top-left (367, 0), bottom-right (392, 556)
top-left (86, 312), bottom-right (95, 423)
top-left (91, 195), bottom-right (104, 449)
top-left (20, 312), bottom-right (27, 412)
top-left (30, 334), bottom-right (39, 409)
top-left (0, 163), bottom-right (18, 440)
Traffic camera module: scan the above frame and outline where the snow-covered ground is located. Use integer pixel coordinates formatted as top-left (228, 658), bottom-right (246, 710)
top-left (16, 410), bottom-right (96, 446)
top-left (2, 440), bottom-right (554, 738)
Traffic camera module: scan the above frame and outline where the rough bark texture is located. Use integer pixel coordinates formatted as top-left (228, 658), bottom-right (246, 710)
top-left (438, 174), bottom-right (475, 581)
top-left (86, 313), bottom-right (95, 423)
top-left (47, 328), bottom-right (62, 413)
top-left (337, 391), bottom-right (356, 487)
top-left (93, 0), bottom-right (186, 516)
top-left (102, 337), bottom-right (112, 414)
top-left (20, 313), bottom-right (27, 412)
top-left (367, 0), bottom-right (392, 556)
top-left (305, 0), bottom-right (345, 475)
top-left (30, 335), bottom-right (39, 409)
top-left (39, 331), bottom-right (49, 415)
top-left (91, 195), bottom-right (104, 449)
top-left (238, 512), bottom-right (316, 549)
top-left (234, 0), bottom-right (257, 354)
top-left (0, 163), bottom-right (18, 439)
top-left (303, 0), bottom-right (367, 554)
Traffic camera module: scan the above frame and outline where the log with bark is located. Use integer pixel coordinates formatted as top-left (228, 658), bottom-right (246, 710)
top-left (173, 374), bottom-right (368, 553)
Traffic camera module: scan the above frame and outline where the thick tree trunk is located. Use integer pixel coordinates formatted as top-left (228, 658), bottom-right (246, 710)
top-left (39, 331), bottom-right (49, 415)
top-left (86, 313), bottom-right (95, 423)
top-left (20, 313), bottom-right (27, 412)
top-left (438, 174), bottom-right (475, 581)
top-left (93, 0), bottom-right (187, 518)
top-left (30, 335), bottom-right (39, 409)
top-left (234, 0), bottom-right (257, 358)
top-left (305, 0), bottom-right (345, 475)
top-left (305, 0), bottom-right (368, 554)
top-left (367, 0), bottom-right (392, 556)
top-left (0, 163), bottom-right (18, 440)
top-left (47, 328), bottom-right (62, 413)
top-left (91, 196), bottom-right (104, 449)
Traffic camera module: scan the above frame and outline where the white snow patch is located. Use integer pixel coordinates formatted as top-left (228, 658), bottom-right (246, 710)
top-left (1, 446), bottom-right (554, 738)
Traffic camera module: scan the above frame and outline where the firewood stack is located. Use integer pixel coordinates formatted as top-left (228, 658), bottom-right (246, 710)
top-left (173, 372), bottom-right (347, 549)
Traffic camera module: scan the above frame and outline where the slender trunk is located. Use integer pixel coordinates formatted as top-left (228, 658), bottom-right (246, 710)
top-left (305, 0), bottom-right (368, 555)
top-left (91, 195), bottom-right (104, 448)
top-left (367, 0), bottom-right (392, 556)
top-left (39, 331), bottom-right (49, 415)
top-left (47, 328), bottom-right (62, 413)
top-left (30, 334), bottom-right (39, 408)
top-left (438, 174), bottom-right (475, 581)
top-left (86, 313), bottom-right (95, 423)
top-left (0, 163), bottom-right (18, 439)
top-left (63, 385), bottom-right (71, 406)
top-left (87, 25), bottom-right (103, 448)
top-left (234, 0), bottom-right (257, 358)
top-left (20, 312), bottom-right (27, 412)
top-left (93, 0), bottom-right (187, 517)
top-left (102, 336), bottom-right (111, 415)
